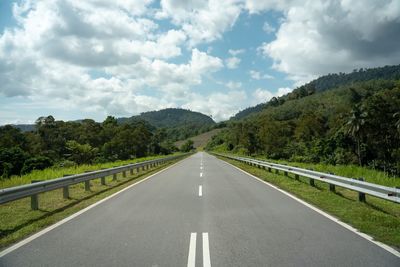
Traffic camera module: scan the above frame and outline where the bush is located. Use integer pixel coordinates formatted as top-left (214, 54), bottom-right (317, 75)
top-left (21, 156), bottom-right (53, 174)
top-left (180, 140), bottom-right (194, 152)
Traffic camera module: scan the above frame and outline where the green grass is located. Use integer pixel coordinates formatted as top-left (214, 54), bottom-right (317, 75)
top-left (0, 155), bottom-right (186, 249)
top-left (250, 156), bottom-right (400, 187)
top-left (0, 154), bottom-right (181, 189)
top-left (218, 156), bottom-right (400, 249)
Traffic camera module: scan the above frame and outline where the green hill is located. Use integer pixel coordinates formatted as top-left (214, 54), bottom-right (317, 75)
top-left (232, 64), bottom-right (400, 120)
top-left (207, 68), bottom-right (400, 175)
top-left (118, 108), bottom-right (216, 141)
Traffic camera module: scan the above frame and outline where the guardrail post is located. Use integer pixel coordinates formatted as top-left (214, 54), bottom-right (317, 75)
top-left (329, 184), bottom-right (335, 192)
top-left (284, 171), bottom-right (288, 176)
top-left (295, 174), bottom-right (299, 180)
top-left (275, 169), bottom-right (279, 174)
top-left (268, 167), bottom-right (271, 172)
top-left (62, 174), bottom-right (71, 199)
top-left (130, 168), bottom-right (134, 175)
top-left (122, 171), bottom-right (127, 178)
top-left (358, 178), bottom-right (366, 202)
top-left (113, 173), bottom-right (117, 181)
top-left (142, 166), bottom-right (145, 171)
top-left (101, 176), bottom-right (106, 185)
top-left (310, 178), bottom-right (315, 186)
top-left (83, 171), bottom-right (91, 191)
top-left (31, 180), bottom-right (42, 210)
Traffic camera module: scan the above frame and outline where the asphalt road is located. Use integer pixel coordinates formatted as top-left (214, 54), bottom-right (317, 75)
top-left (1, 152), bottom-right (399, 266)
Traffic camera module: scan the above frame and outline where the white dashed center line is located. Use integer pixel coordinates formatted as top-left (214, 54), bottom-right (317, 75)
top-left (199, 185), bottom-right (202, 196)
top-left (187, 233), bottom-right (197, 267)
top-left (203, 233), bottom-right (211, 267)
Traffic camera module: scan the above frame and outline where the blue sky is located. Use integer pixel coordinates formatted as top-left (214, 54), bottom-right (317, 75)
top-left (1, 0), bottom-right (399, 124)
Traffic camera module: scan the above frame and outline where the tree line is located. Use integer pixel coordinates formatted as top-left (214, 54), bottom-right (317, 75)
top-left (0, 116), bottom-right (178, 178)
top-left (207, 80), bottom-right (400, 175)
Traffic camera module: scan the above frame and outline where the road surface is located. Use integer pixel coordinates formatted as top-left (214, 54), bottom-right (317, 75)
top-left (1, 152), bottom-right (399, 266)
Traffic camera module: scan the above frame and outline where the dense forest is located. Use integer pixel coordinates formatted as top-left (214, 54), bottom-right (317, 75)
top-left (207, 66), bottom-right (400, 175)
top-left (232, 65), bottom-right (400, 120)
top-left (0, 116), bottom-right (179, 179)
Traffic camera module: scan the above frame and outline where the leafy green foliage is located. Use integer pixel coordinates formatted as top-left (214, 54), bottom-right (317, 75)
top-left (0, 115), bottom-right (178, 179)
top-left (180, 139), bottom-right (194, 152)
top-left (21, 156), bottom-right (53, 174)
top-left (207, 78), bottom-right (400, 175)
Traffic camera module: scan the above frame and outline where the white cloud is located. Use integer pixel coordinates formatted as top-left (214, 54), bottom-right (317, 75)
top-left (158, 0), bottom-right (242, 46)
top-left (252, 0), bottom-right (400, 84)
top-left (183, 90), bottom-right (247, 121)
top-left (228, 48), bottom-right (245, 56)
top-left (224, 81), bottom-right (242, 89)
top-left (262, 21), bottom-right (275, 33)
top-left (0, 1), bottom-right (226, 124)
top-left (252, 87), bottom-right (292, 104)
top-left (226, 57), bottom-right (241, 69)
top-left (249, 70), bottom-right (274, 80)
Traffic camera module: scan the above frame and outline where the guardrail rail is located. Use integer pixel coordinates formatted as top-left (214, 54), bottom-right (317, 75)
top-left (0, 153), bottom-right (189, 210)
top-left (213, 153), bottom-right (400, 204)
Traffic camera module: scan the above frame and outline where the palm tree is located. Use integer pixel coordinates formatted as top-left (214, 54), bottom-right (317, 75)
top-left (394, 112), bottom-right (400, 134)
top-left (346, 105), bottom-right (367, 166)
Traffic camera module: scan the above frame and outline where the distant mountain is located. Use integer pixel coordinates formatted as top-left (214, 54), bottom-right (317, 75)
top-left (118, 108), bottom-right (215, 128)
top-left (231, 64), bottom-right (400, 120)
top-left (12, 124), bottom-right (35, 132)
top-left (118, 108), bottom-right (216, 141)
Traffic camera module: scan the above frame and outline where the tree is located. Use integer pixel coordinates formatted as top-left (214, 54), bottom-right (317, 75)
top-left (345, 105), bottom-right (367, 166)
top-left (180, 140), bottom-right (194, 152)
top-left (21, 156), bottom-right (53, 174)
top-left (66, 140), bottom-right (98, 164)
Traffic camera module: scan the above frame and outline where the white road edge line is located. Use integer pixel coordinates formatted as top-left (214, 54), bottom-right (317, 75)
top-left (187, 233), bottom-right (197, 267)
top-left (218, 157), bottom-right (400, 258)
top-left (200, 172), bottom-right (203, 177)
top-left (0, 155), bottom-right (194, 258)
top-left (202, 233), bottom-right (211, 267)
top-left (199, 185), bottom-right (203, 197)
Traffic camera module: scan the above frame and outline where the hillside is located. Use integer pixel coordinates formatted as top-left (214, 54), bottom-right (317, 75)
top-left (118, 108), bottom-right (215, 128)
top-left (232, 64), bottom-right (400, 120)
top-left (175, 128), bottom-right (224, 149)
top-left (118, 108), bottom-right (216, 141)
top-left (207, 78), bottom-right (400, 175)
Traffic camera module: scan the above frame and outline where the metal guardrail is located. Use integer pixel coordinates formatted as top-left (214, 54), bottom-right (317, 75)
top-left (214, 153), bottom-right (400, 204)
top-left (0, 154), bottom-right (189, 210)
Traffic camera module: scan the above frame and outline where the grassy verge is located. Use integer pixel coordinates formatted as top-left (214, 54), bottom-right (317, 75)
top-left (217, 156), bottom-right (400, 250)
top-left (0, 154), bottom-right (181, 189)
top-left (0, 156), bottom-right (185, 250)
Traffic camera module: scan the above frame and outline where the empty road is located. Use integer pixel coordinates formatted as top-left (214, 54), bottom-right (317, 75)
top-left (1, 152), bottom-right (399, 266)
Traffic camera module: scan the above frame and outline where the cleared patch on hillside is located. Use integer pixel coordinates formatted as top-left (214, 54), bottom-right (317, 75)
top-left (175, 128), bottom-right (225, 149)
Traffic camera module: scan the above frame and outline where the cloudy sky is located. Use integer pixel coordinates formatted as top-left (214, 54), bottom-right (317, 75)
top-left (1, 0), bottom-right (399, 124)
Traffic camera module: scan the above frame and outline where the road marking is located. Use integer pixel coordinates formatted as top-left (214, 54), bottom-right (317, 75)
top-left (199, 185), bottom-right (203, 196)
top-left (0, 155), bottom-right (195, 258)
top-left (218, 157), bottom-right (400, 259)
top-left (187, 233), bottom-right (197, 267)
top-left (202, 233), bottom-right (211, 267)
top-left (200, 166), bottom-right (203, 170)
top-left (200, 172), bottom-right (203, 177)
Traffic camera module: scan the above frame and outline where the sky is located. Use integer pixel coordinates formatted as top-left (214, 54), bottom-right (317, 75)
top-left (1, 0), bottom-right (400, 124)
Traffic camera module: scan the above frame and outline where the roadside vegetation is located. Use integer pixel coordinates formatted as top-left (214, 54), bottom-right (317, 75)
top-left (0, 154), bottom-right (178, 189)
top-left (207, 66), bottom-right (400, 177)
top-left (218, 156), bottom-right (400, 249)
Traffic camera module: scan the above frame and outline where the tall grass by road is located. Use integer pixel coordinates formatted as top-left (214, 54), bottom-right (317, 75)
top-left (0, 154), bottom-right (180, 189)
